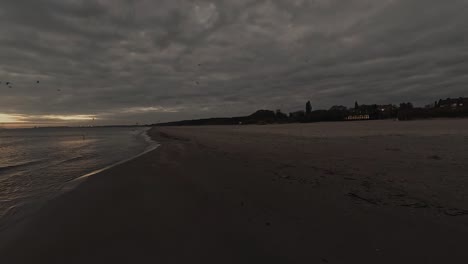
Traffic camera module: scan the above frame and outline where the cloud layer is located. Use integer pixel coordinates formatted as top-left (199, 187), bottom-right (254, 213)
top-left (1, 0), bottom-right (467, 125)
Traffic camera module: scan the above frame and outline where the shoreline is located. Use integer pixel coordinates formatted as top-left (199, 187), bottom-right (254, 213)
top-left (60, 135), bottom-right (160, 194)
top-left (1, 120), bottom-right (468, 263)
top-left (0, 128), bottom-right (159, 233)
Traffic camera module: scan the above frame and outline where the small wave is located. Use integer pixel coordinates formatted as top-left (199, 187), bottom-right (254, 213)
top-left (1, 156), bottom-right (87, 174)
top-left (28, 156), bottom-right (88, 172)
top-left (60, 132), bottom-right (159, 193)
top-left (55, 155), bottom-right (86, 165)
top-left (0, 160), bottom-right (45, 172)
top-left (141, 128), bottom-right (157, 147)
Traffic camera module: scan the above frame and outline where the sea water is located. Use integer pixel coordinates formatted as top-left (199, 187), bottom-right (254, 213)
top-left (0, 127), bottom-right (157, 228)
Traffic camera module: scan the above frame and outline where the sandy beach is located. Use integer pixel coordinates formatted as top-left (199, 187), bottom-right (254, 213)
top-left (1, 119), bottom-right (468, 263)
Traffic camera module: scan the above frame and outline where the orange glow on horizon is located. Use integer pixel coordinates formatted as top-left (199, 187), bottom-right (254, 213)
top-left (0, 114), bottom-right (26, 123)
top-left (0, 113), bottom-right (98, 128)
top-left (40, 115), bottom-right (97, 121)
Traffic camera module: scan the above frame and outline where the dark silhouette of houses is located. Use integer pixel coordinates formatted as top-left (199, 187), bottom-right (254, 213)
top-left (378, 104), bottom-right (398, 119)
top-left (289, 110), bottom-right (305, 119)
top-left (155, 97), bottom-right (468, 126)
top-left (398, 98), bottom-right (468, 120)
top-left (348, 103), bottom-right (397, 120)
top-left (346, 114), bottom-right (370, 121)
top-left (437, 97), bottom-right (468, 109)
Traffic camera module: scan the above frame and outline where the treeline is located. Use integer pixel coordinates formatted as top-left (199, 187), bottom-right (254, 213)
top-left (154, 110), bottom-right (281, 126)
top-left (154, 97), bottom-right (468, 126)
top-left (154, 107), bottom-right (382, 126)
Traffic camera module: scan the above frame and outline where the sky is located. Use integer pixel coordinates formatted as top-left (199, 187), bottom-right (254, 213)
top-left (1, 0), bottom-right (467, 127)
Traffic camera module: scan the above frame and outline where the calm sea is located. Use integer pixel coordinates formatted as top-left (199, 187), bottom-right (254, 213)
top-left (0, 127), bottom-right (157, 228)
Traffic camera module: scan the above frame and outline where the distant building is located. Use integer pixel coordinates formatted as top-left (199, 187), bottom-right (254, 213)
top-left (346, 115), bottom-right (370, 121)
top-left (379, 104), bottom-right (395, 112)
top-left (289, 110), bottom-right (305, 119)
top-left (350, 103), bottom-right (397, 120)
top-left (437, 97), bottom-right (468, 109)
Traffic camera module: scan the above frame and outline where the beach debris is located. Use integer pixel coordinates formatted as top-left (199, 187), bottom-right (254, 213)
top-left (428, 155), bottom-right (442, 160)
top-left (348, 192), bottom-right (379, 205)
top-left (400, 202), bottom-right (428, 208)
top-left (275, 172), bottom-right (291, 179)
top-left (444, 208), bottom-right (468, 216)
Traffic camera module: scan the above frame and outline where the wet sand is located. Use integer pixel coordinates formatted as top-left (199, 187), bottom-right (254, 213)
top-left (1, 119), bottom-right (468, 263)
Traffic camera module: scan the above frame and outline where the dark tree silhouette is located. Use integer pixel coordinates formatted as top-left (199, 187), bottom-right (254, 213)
top-left (399, 102), bottom-right (414, 110)
top-left (354, 101), bottom-right (359, 110)
top-left (306, 101), bottom-right (312, 115)
top-left (275, 109), bottom-right (288, 119)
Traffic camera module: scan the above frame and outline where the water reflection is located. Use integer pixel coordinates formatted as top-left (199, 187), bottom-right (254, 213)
top-left (0, 127), bottom-right (152, 228)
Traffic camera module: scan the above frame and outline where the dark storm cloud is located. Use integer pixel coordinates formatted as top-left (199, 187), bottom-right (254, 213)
top-left (1, 0), bottom-right (468, 125)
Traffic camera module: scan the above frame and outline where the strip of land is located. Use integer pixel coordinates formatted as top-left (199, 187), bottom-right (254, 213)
top-left (1, 119), bottom-right (468, 263)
